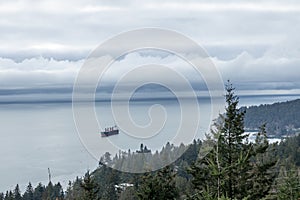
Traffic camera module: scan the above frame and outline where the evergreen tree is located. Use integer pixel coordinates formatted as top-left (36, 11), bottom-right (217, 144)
top-left (137, 165), bottom-right (179, 200)
top-left (249, 125), bottom-right (277, 199)
top-left (23, 182), bottom-right (34, 200)
top-left (81, 171), bottom-right (99, 200)
top-left (100, 167), bottom-right (119, 200)
top-left (276, 165), bottom-right (300, 200)
top-left (4, 191), bottom-right (13, 200)
top-left (190, 82), bottom-right (276, 199)
top-left (43, 181), bottom-right (54, 200)
top-left (65, 177), bottom-right (84, 200)
top-left (64, 181), bottom-right (73, 200)
top-left (119, 186), bottom-right (138, 200)
top-left (13, 184), bottom-right (22, 200)
top-left (33, 183), bottom-right (45, 200)
top-left (53, 182), bottom-right (64, 199)
top-left (0, 192), bottom-right (3, 200)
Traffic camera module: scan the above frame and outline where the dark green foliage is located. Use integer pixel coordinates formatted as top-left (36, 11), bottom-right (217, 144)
top-left (13, 184), bottom-right (21, 200)
top-left (81, 171), bottom-right (99, 200)
top-left (53, 182), bottom-right (64, 199)
top-left (65, 177), bottom-right (84, 200)
top-left (33, 183), bottom-right (45, 200)
top-left (119, 186), bottom-right (138, 200)
top-left (243, 98), bottom-right (300, 136)
top-left (91, 163), bottom-right (122, 200)
top-left (276, 165), bottom-right (300, 199)
top-left (248, 125), bottom-right (277, 199)
top-left (276, 133), bottom-right (300, 166)
top-left (5, 191), bottom-right (13, 200)
top-left (190, 82), bottom-right (276, 199)
top-left (100, 167), bottom-right (119, 200)
top-left (41, 182), bottom-right (64, 200)
top-left (177, 140), bottom-right (201, 166)
top-left (218, 83), bottom-right (250, 199)
top-left (43, 182), bottom-right (53, 200)
top-left (23, 182), bottom-right (34, 200)
top-left (137, 166), bottom-right (178, 200)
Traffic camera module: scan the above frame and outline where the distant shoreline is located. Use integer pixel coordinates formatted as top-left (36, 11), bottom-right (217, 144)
top-left (0, 93), bottom-right (299, 105)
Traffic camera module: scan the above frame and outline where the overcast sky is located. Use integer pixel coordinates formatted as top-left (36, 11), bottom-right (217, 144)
top-left (0, 0), bottom-right (300, 94)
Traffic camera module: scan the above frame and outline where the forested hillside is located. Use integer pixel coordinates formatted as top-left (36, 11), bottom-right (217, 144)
top-left (243, 98), bottom-right (300, 136)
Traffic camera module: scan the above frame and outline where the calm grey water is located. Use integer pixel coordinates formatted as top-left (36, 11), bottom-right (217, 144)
top-left (0, 94), bottom-right (299, 192)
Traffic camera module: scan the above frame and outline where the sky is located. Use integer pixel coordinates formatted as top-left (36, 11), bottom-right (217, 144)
top-left (0, 0), bottom-right (300, 97)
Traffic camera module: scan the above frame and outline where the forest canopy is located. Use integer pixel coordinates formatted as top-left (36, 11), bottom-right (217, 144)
top-left (243, 98), bottom-right (300, 136)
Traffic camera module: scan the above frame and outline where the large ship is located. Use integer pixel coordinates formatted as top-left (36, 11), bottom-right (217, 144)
top-left (101, 126), bottom-right (119, 137)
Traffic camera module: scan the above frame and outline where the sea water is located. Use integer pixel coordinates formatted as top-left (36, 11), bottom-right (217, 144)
top-left (0, 94), bottom-right (299, 192)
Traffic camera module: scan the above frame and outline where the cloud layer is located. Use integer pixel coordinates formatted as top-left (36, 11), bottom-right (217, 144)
top-left (0, 0), bottom-right (299, 95)
top-left (0, 50), bottom-right (299, 93)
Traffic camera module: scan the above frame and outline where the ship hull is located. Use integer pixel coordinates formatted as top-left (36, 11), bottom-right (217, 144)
top-left (101, 129), bottom-right (119, 137)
